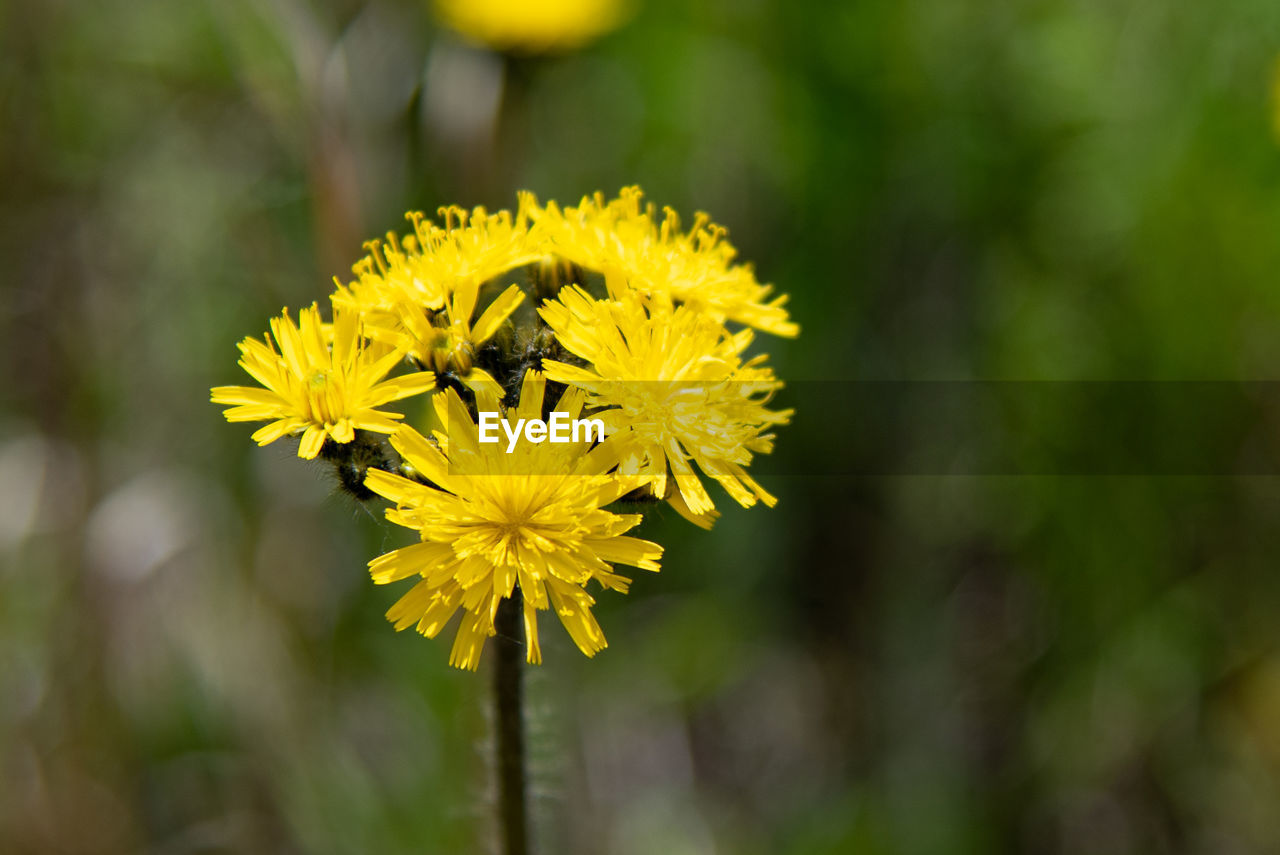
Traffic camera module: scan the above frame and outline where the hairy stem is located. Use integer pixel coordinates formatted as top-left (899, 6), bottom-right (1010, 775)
top-left (493, 587), bottom-right (529, 855)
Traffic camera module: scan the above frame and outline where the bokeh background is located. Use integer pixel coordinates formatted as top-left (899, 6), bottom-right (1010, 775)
top-left (6, 0), bottom-right (1280, 852)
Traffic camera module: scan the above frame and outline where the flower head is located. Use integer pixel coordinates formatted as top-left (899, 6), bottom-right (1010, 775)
top-left (335, 204), bottom-right (538, 321)
top-left (334, 204), bottom-right (537, 396)
top-left (433, 0), bottom-right (631, 54)
top-left (364, 371), bottom-right (662, 669)
top-left (211, 303), bottom-right (436, 458)
top-left (376, 282), bottom-right (525, 397)
top-left (527, 187), bottom-right (799, 338)
top-left (540, 285), bottom-right (791, 526)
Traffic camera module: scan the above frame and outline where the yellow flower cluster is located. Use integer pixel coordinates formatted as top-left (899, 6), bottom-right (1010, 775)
top-left (212, 188), bottom-right (796, 669)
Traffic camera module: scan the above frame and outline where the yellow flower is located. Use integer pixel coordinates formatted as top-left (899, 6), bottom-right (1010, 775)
top-left (334, 203), bottom-right (539, 322)
top-left (527, 187), bottom-right (800, 338)
top-left (333, 203), bottom-right (539, 395)
top-left (433, 0), bottom-right (631, 54)
top-left (364, 372), bottom-right (662, 670)
top-left (540, 285), bottom-right (791, 526)
top-left (211, 303), bottom-right (436, 459)
top-left (379, 282), bottom-right (526, 396)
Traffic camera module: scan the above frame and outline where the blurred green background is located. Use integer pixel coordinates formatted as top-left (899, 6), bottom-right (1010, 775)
top-left (6, 0), bottom-right (1280, 852)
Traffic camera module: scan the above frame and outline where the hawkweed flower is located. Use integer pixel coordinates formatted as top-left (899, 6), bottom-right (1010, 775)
top-left (433, 0), bottom-right (631, 54)
top-left (334, 204), bottom-right (539, 322)
top-left (211, 303), bottom-right (436, 459)
top-left (526, 186), bottom-right (799, 338)
top-left (364, 372), bottom-right (662, 669)
top-left (334, 205), bottom-right (539, 394)
top-left (379, 281), bottom-right (526, 396)
top-left (541, 284), bottom-right (791, 526)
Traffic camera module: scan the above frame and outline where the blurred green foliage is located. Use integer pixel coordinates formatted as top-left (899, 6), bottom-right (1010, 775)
top-left (5, 0), bottom-right (1280, 852)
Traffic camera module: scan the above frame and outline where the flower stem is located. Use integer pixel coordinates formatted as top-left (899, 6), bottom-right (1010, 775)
top-left (493, 586), bottom-right (530, 855)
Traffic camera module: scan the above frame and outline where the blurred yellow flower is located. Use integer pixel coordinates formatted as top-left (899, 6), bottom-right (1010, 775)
top-left (211, 303), bottom-right (436, 459)
top-left (364, 372), bottom-right (662, 669)
top-left (541, 285), bottom-right (791, 526)
top-left (434, 0), bottom-right (631, 53)
top-left (527, 187), bottom-right (800, 338)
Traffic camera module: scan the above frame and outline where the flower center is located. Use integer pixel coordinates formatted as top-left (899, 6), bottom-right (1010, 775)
top-left (427, 322), bottom-right (475, 374)
top-left (305, 371), bottom-right (344, 424)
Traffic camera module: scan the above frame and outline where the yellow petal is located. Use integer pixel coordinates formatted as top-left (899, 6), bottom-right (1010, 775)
top-left (450, 279), bottom-right (481, 327)
top-left (386, 578), bottom-right (439, 630)
top-left (586, 535), bottom-right (663, 572)
top-left (547, 581), bottom-right (606, 658)
top-left (299, 303), bottom-right (329, 368)
top-left (387, 426), bottom-right (452, 485)
top-left (523, 595), bottom-right (543, 665)
top-left (515, 370), bottom-right (546, 422)
top-left (416, 584), bottom-right (465, 637)
top-left (460, 368), bottom-right (505, 406)
top-left (471, 284), bottom-right (526, 344)
top-left (210, 385), bottom-right (282, 407)
top-left (365, 371), bottom-right (436, 406)
top-left (330, 419), bottom-right (355, 444)
top-left (365, 468), bottom-right (434, 508)
top-left (251, 418), bottom-right (302, 446)
top-left (368, 540), bottom-right (455, 584)
top-left (449, 608), bottom-right (493, 671)
top-left (270, 308), bottom-right (308, 379)
top-left (665, 485), bottom-right (719, 530)
top-left (351, 411), bottom-right (404, 434)
top-left (298, 425), bottom-right (327, 458)
top-left (330, 300), bottom-right (360, 368)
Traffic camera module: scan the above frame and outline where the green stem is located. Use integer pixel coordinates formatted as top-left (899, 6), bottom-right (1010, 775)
top-left (493, 586), bottom-right (530, 855)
